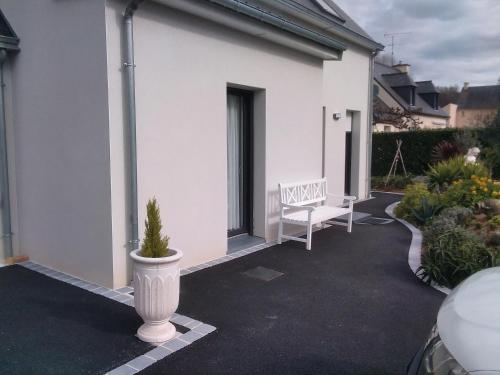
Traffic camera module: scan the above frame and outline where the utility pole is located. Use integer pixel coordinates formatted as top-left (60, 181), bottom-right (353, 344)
top-left (383, 32), bottom-right (411, 65)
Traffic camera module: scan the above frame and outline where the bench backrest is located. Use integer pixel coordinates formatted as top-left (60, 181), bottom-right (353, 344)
top-left (279, 178), bottom-right (327, 206)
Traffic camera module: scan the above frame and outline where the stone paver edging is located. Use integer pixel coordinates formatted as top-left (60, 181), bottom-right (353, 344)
top-left (385, 201), bottom-right (451, 295)
top-left (17, 261), bottom-right (216, 375)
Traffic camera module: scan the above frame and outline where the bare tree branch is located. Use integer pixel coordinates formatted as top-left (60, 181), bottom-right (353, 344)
top-left (373, 102), bottom-right (423, 130)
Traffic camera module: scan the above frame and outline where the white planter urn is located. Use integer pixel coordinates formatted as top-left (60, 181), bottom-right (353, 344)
top-left (130, 248), bottom-right (183, 344)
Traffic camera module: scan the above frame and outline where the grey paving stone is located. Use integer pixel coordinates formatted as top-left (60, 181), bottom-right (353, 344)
top-left (116, 286), bottom-right (134, 294)
top-left (126, 355), bottom-right (156, 371)
top-left (92, 286), bottom-right (109, 295)
top-left (170, 314), bottom-right (192, 326)
top-left (102, 290), bottom-right (120, 298)
top-left (179, 330), bottom-right (204, 343)
top-left (162, 338), bottom-right (189, 352)
top-left (183, 319), bottom-right (202, 329)
top-left (192, 324), bottom-right (216, 335)
top-left (107, 364), bottom-right (138, 375)
top-left (123, 298), bottom-right (135, 307)
top-left (80, 283), bottom-right (100, 291)
top-left (146, 346), bottom-right (172, 361)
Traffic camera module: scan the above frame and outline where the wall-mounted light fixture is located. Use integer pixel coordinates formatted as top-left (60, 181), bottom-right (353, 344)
top-left (332, 112), bottom-right (342, 120)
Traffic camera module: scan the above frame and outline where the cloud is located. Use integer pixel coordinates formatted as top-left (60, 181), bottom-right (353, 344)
top-left (334, 0), bottom-right (500, 86)
top-left (396, 0), bottom-right (467, 21)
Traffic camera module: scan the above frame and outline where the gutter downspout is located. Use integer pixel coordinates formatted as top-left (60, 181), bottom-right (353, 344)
top-left (365, 51), bottom-right (377, 199)
top-left (0, 49), bottom-right (12, 256)
top-left (123, 0), bottom-right (144, 250)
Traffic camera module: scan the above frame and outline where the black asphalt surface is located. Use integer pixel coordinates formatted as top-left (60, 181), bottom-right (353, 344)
top-left (141, 193), bottom-right (445, 375)
top-left (0, 265), bottom-right (153, 374)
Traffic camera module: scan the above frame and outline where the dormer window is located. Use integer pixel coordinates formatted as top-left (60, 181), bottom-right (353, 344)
top-left (410, 87), bottom-right (416, 106)
top-left (415, 81), bottom-right (440, 110)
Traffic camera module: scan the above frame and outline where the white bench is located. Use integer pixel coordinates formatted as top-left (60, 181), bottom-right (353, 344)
top-left (277, 178), bottom-right (356, 250)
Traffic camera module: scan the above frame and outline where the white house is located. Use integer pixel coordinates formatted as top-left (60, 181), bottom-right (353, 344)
top-left (0, 0), bottom-right (382, 288)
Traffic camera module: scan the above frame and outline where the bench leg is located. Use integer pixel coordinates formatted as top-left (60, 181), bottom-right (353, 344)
top-left (306, 223), bottom-right (313, 250)
top-left (277, 220), bottom-right (283, 245)
top-left (347, 211), bottom-right (353, 233)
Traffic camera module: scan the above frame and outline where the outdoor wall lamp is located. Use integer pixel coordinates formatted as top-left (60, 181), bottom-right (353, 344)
top-left (332, 112), bottom-right (342, 120)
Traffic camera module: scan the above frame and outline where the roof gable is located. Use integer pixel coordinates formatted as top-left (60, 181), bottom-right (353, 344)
top-left (374, 62), bottom-right (449, 118)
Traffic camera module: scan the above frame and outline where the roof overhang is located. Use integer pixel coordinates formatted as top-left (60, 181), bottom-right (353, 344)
top-left (268, 0), bottom-right (384, 52)
top-left (0, 9), bottom-right (19, 51)
top-left (152, 0), bottom-right (345, 60)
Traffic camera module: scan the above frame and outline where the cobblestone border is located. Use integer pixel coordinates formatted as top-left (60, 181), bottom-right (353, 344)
top-left (17, 261), bottom-right (216, 375)
top-left (385, 202), bottom-right (451, 295)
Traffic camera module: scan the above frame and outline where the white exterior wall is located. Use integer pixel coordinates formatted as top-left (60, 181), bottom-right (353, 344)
top-left (0, 0), bottom-right (114, 286)
top-left (323, 45), bottom-right (371, 199)
top-left (105, 1), bottom-right (326, 286)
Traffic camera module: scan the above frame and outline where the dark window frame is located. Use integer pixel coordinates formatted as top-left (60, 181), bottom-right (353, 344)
top-left (227, 87), bottom-right (254, 238)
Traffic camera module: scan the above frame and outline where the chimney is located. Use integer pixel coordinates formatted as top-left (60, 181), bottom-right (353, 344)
top-left (392, 61), bottom-right (411, 74)
top-left (463, 82), bottom-right (469, 90)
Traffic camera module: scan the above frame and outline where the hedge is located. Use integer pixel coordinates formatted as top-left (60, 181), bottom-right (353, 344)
top-left (372, 129), bottom-right (458, 176)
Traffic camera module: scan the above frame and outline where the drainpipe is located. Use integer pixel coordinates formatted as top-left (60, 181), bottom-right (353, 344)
top-left (365, 51), bottom-right (377, 199)
top-left (123, 0), bottom-right (144, 249)
top-left (0, 49), bottom-right (12, 256)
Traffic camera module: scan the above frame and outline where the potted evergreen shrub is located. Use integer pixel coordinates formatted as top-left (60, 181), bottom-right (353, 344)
top-left (130, 198), bottom-right (183, 344)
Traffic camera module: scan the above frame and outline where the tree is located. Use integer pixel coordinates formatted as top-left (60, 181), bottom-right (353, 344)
top-left (437, 85), bottom-right (460, 107)
top-left (140, 198), bottom-right (169, 258)
top-left (373, 99), bottom-right (423, 130)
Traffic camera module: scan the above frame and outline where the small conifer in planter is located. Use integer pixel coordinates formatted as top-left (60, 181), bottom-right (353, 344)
top-left (140, 198), bottom-right (170, 258)
top-left (130, 197), bottom-right (183, 343)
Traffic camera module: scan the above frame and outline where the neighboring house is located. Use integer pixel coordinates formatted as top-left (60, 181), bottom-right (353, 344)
top-left (444, 83), bottom-right (500, 127)
top-left (373, 62), bottom-right (449, 132)
top-left (0, 0), bottom-right (382, 288)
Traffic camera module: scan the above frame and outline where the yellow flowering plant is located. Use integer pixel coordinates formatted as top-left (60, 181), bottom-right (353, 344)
top-left (443, 175), bottom-right (500, 207)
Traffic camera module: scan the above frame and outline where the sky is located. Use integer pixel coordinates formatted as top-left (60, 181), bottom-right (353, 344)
top-left (334, 0), bottom-right (500, 87)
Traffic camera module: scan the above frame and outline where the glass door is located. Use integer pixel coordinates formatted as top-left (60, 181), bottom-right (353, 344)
top-left (227, 89), bottom-right (252, 237)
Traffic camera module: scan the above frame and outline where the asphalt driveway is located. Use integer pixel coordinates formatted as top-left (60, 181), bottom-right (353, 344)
top-left (141, 193), bottom-right (445, 374)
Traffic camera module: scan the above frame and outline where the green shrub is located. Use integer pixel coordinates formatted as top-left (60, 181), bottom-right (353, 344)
top-left (140, 198), bottom-right (170, 258)
top-left (439, 206), bottom-right (473, 225)
top-left (426, 157), bottom-right (463, 191)
top-left (410, 197), bottom-right (443, 225)
top-left (372, 129), bottom-right (458, 176)
top-left (423, 207), bottom-right (473, 244)
top-left (371, 174), bottom-right (414, 190)
top-left (426, 156), bottom-right (490, 192)
top-left (420, 227), bottom-right (493, 288)
top-left (441, 175), bottom-right (500, 207)
top-left (478, 109), bottom-right (500, 178)
top-left (394, 183), bottom-right (437, 222)
top-left (489, 215), bottom-right (500, 229)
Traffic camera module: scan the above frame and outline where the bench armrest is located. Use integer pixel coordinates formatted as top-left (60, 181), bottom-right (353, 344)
top-left (327, 193), bottom-right (357, 201)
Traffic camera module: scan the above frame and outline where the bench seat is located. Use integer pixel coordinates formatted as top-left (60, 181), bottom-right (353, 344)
top-left (282, 206), bottom-right (351, 225)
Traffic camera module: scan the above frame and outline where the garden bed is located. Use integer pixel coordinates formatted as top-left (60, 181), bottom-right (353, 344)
top-left (393, 156), bottom-right (500, 289)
